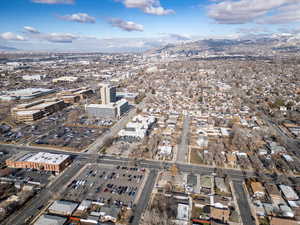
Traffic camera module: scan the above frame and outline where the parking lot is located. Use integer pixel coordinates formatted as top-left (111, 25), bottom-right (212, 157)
top-left (33, 126), bottom-right (107, 151)
top-left (0, 123), bottom-right (22, 143)
top-left (0, 108), bottom-right (72, 144)
top-left (70, 115), bottom-right (115, 128)
top-left (63, 164), bottom-right (147, 208)
top-left (4, 167), bottom-right (52, 186)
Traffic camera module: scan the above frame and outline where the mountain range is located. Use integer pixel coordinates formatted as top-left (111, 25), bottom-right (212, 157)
top-left (147, 34), bottom-right (300, 57)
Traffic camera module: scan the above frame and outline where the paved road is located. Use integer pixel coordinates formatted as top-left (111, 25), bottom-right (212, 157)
top-left (87, 97), bottom-right (147, 154)
top-left (177, 115), bottom-right (190, 162)
top-left (131, 170), bottom-right (158, 225)
top-left (0, 129), bottom-right (265, 225)
top-left (232, 180), bottom-right (255, 225)
top-left (1, 143), bottom-right (260, 225)
top-left (0, 143), bottom-right (257, 180)
top-left (87, 107), bottom-right (137, 153)
top-left (260, 112), bottom-right (300, 157)
top-left (3, 161), bottom-right (83, 225)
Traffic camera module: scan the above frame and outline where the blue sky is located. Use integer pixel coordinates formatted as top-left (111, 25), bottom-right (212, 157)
top-left (0, 0), bottom-right (300, 52)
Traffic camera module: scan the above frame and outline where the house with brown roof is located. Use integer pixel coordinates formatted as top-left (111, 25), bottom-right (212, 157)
top-left (270, 217), bottom-right (299, 225)
top-left (265, 183), bottom-right (282, 203)
top-left (250, 181), bottom-right (265, 198)
top-left (210, 206), bottom-right (230, 224)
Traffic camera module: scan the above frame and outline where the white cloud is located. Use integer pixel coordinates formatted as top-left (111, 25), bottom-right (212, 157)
top-left (168, 33), bottom-right (191, 41)
top-left (24, 26), bottom-right (40, 33)
top-left (117, 0), bottom-right (175, 15)
top-left (258, 3), bottom-right (300, 24)
top-left (60, 13), bottom-right (96, 23)
top-left (21, 27), bottom-right (79, 43)
top-left (31, 0), bottom-right (74, 4)
top-left (208, 0), bottom-right (300, 24)
top-left (0, 32), bottom-right (26, 41)
top-left (42, 33), bottom-right (78, 43)
top-left (108, 18), bottom-right (144, 32)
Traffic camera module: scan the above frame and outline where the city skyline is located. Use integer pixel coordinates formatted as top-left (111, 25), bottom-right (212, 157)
top-left (1, 0), bottom-right (300, 52)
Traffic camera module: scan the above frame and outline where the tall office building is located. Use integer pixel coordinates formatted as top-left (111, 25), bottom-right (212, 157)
top-left (100, 83), bottom-right (116, 104)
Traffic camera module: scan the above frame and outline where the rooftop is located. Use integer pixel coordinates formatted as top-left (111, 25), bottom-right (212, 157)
top-left (4, 88), bottom-right (55, 99)
top-left (34, 214), bottom-right (67, 225)
top-left (49, 200), bottom-right (79, 215)
top-left (13, 152), bottom-right (70, 165)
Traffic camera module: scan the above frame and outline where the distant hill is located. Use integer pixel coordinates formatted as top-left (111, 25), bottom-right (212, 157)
top-left (147, 35), bottom-right (300, 57)
top-left (0, 45), bottom-right (18, 51)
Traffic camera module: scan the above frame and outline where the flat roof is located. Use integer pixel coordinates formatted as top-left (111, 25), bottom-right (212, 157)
top-left (7, 88), bottom-right (54, 97)
top-left (31, 101), bottom-right (58, 109)
top-left (34, 214), bottom-right (67, 225)
top-left (49, 200), bottom-right (79, 215)
top-left (15, 110), bottom-right (41, 115)
top-left (15, 152), bottom-right (70, 165)
top-left (177, 203), bottom-right (189, 221)
top-left (87, 104), bottom-right (115, 109)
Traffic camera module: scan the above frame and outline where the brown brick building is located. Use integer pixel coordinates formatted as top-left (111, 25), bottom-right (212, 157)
top-left (6, 152), bottom-right (71, 173)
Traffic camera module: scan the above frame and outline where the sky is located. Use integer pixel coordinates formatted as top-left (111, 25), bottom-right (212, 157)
top-left (0, 0), bottom-right (300, 52)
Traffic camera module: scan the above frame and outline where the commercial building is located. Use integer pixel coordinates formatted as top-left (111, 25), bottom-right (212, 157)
top-left (48, 200), bottom-right (79, 216)
top-left (60, 95), bottom-right (80, 104)
top-left (86, 99), bottom-right (129, 119)
top-left (116, 92), bottom-right (139, 104)
top-left (118, 115), bottom-right (156, 139)
top-left (100, 83), bottom-right (116, 104)
top-left (0, 88), bottom-right (55, 101)
top-left (56, 87), bottom-right (94, 103)
top-left (116, 99), bottom-right (129, 117)
top-left (22, 74), bottom-right (46, 81)
top-left (11, 98), bottom-right (66, 122)
top-left (6, 152), bottom-right (71, 173)
top-left (34, 214), bottom-right (67, 225)
top-left (13, 110), bottom-right (44, 123)
top-left (52, 76), bottom-right (79, 83)
top-left (73, 88), bottom-right (94, 100)
top-left (87, 104), bottom-right (117, 119)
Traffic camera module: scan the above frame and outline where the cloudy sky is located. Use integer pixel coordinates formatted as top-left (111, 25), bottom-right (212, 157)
top-left (0, 0), bottom-right (300, 52)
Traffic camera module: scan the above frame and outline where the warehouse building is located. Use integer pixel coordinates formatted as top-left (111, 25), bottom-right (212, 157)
top-left (6, 152), bottom-right (71, 173)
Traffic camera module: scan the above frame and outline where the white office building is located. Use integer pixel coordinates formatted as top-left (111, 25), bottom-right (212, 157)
top-left (118, 115), bottom-right (156, 139)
